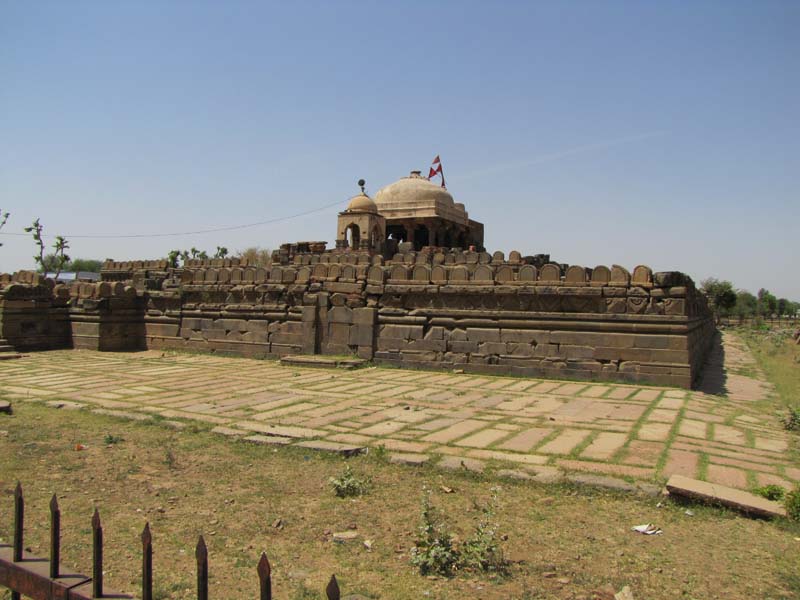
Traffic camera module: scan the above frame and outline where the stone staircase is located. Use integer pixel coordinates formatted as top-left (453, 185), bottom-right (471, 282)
top-left (0, 338), bottom-right (22, 360)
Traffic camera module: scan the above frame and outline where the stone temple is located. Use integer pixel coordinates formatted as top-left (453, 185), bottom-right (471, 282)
top-left (336, 171), bottom-right (484, 253)
top-left (0, 168), bottom-right (715, 388)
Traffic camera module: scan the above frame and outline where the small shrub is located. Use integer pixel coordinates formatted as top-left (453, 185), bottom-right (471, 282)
top-left (164, 448), bottom-right (177, 470)
top-left (104, 433), bottom-right (124, 445)
top-left (370, 444), bottom-right (388, 462)
top-left (329, 465), bottom-right (371, 498)
top-left (783, 406), bottom-right (800, 431)
top-left (753, 484), bottom-right (785, 501)
top-left (410, 488), bottom-right (459, 576)
top-left (410, 486), bottom-right (510, 578)
top-left (460, 487), bottom-right (510, 575)
top-left (785, 485), bottom-right (800, 521)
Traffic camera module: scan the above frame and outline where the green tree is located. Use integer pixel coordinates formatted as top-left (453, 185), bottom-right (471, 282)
top-left (700, 278), bottom-right (737, 320)
top-left (757, 288), bottom-right (778, 317)
top-left (68, 258), bottom-right (102, 273)
top-left (214, 246), bottom-right (229, 259)
top-left (734, 290), bottom-right (757, 320)
top-left (167, 249), bottom-right (181, 268)
top-left (25, 219), bottom-right (70, 278)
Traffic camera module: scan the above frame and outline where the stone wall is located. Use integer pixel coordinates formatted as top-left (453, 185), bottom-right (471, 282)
top-left (0, 272), bottom-right (143, 351)
top-left (0, 249), bottom-right (716, 388)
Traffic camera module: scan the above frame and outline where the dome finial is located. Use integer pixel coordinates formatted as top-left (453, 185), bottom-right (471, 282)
top-left (358, 178), bottom-right (366, 194)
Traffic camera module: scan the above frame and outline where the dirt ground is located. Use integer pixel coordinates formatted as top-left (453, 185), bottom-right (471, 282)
top-left (1, 402), bottom-right (798, 600)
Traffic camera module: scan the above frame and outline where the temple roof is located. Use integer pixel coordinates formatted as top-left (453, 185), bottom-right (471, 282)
top-left (374, 171), bottom-right (470, 226)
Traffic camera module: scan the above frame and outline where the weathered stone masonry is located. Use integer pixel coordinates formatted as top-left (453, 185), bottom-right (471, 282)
top-left (0, 249), bottom-right (715, 388)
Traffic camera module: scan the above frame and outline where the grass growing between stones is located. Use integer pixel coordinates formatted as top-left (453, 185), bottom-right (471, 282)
top-left (739, 327), bottom-right (800, 459)
top-left (739, 327), bottom-right (799, 411)
top-left (1, 401), bottom-right (799, 599)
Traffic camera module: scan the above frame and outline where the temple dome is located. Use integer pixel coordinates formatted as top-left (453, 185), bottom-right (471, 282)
top-left (374, 170), bottom-right (468, 225)
top-left (346, 193), bottom-right (378, 213)
top-left (374, 171), bottom-right (455, 208)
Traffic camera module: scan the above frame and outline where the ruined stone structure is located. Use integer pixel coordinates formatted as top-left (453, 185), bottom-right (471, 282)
top-left (0, 169), bottom-right (716, 388)
top-left (0, 252), bottom-right (714, 388)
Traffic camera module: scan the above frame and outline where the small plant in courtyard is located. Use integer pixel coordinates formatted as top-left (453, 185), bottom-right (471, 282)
top-left (411, 487), bottom-right (459, 576)
top-left (370, 443), bottom-right (388, 462)
top-left (164, 448), bottom-right (178, 470)
top-left (785, 485), bottom-right (800, 521)
top-left (104, 433), bottom-right (124, 445)
top-left (460, 486), bottom-right (510, 575)
top-left (782, 406), bottom-right (800, 431)
top-left (329, 464), bottom-right (371, 498)
top-left (752, 484), bottom-right (785, 502)
top-left (411, 486), bottom-right (511, 577)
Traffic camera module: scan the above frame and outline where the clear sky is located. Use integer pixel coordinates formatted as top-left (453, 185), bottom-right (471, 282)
top-left (1, 1), bottom-right (798, 299)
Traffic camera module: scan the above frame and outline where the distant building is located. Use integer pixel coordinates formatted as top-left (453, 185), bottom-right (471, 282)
top-left (44, 271), bottom-right (101, 283)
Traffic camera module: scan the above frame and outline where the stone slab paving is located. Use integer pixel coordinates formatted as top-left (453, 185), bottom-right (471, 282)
top-left (1, 330), bottom-right (797, 493)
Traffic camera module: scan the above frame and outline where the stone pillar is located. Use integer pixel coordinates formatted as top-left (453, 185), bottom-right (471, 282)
top-left (405, 225), bottom-right (415, 245)
top-left (352, 307), bottom-right (377, 360)
top-left (301, 304), bottom-right (318, 354)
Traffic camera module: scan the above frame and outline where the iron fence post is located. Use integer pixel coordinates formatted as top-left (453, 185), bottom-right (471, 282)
top-left (92, 508), bottom-right (104, 598)
top-left (257, 552), bottom-right (271, 600)
top-left (142, 523), bottom-right (153, 600)
top-left (196, 536), bottom-right (208, 600)
top-left (50, 494), bottom-right (61, 579)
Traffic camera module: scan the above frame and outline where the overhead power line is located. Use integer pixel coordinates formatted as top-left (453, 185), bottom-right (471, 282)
top-left (0, 200), bottom-right (344, 239)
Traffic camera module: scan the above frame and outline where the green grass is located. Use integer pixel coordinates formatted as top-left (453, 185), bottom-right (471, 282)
top-left (737, 327), bottom-right (800, 462)
top-left (738, 327), bottom-right (799, 410)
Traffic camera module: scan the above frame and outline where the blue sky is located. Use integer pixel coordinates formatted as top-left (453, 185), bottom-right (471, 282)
top-left (1, 1), bottom-right (798, 299)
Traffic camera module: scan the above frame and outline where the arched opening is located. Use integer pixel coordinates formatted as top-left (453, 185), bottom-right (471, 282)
top-left (413, 225), bottom-right (429, 251)
top-left (345, 224), bottom-right (360, 249)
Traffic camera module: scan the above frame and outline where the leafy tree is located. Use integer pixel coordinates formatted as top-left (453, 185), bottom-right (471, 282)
top-left (734, 290), bottom-right (757, 320)
top-left (0, 209), bottom-right (9, 248)
top-left (24, 219), bottom-right (70, 279)
top-left (68, 258), bottom-right (102, 272)
top-left (167, 249), bottom-right (181, 268)
top-left (177, 247), bottom-right (209, 262)
top-left (757, 288), bottom-right (778, 317)
top-left (238, 246), bottom-right (272, 267)
top-left (700, 278), bottom-right (737, 320)
top-left (214, 246), bottom-right (229, 259)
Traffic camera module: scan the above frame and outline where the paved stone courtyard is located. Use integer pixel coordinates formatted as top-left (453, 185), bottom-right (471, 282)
top-left (1, 332), bottom-right (796, 492)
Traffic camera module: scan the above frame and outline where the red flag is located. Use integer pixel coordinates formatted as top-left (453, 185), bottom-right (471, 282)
top-left (428, 156), bottom-right (446, 188)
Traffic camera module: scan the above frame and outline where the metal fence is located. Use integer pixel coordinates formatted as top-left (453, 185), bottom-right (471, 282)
top-left (0, 483), bottom-right (343, 599)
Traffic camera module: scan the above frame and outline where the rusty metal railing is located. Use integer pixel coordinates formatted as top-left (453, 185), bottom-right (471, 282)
top-left (1, 483), bottom-right (343, 599)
